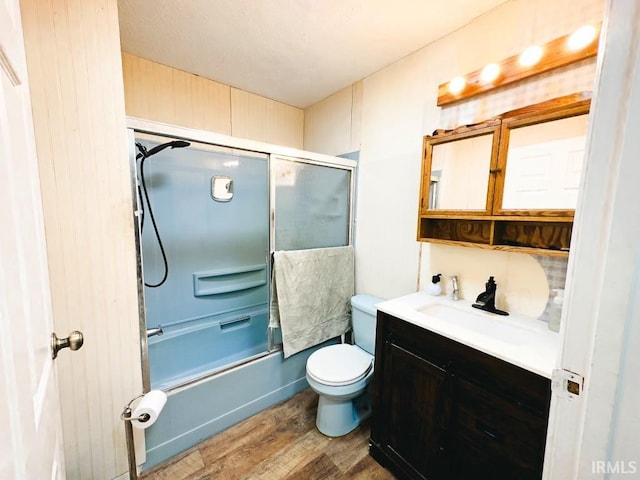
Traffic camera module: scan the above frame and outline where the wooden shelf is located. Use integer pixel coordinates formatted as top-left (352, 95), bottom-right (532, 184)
top-left (418, 216), bottom-right (571, 257)
top-left (420, 213), bottom-right (574, 222)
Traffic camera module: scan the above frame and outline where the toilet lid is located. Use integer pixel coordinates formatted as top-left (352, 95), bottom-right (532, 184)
top-left (307, 344), bottom-right (373, 386)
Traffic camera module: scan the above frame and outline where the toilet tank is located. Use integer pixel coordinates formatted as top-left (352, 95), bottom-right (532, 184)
top-left (351, 294), bottom-right (384, 355)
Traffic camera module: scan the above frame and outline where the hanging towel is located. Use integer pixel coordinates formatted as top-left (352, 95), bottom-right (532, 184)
top-left (271, 246), bottom-right (354, 358)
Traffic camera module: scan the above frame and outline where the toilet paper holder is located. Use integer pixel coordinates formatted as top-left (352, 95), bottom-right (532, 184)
top-left (121, 394), bottom-right (146, 480)
top-left (121, 392), bottom-right (165, 480)
top-left (121, 400), bottom-right (151, 424)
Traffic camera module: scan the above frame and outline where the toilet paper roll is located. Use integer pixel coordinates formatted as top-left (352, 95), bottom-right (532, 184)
top-left (131, 390), bottom-right (167, 429)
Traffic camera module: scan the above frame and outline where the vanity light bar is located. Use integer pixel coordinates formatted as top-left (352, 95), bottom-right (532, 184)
top-left (480, 63), bottom-right (500, 83)
top-left (448, 75), bottom-right (466, 94)
top-left (568, 25), bottom-right (597, 51)
top-left (518, 45), bottom-right (543, 67)
top-left (439, 23), bottom-right (601, 107)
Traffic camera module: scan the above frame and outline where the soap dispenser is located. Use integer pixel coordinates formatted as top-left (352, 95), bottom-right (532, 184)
top-left (427, 274), bottom-right (442, 296)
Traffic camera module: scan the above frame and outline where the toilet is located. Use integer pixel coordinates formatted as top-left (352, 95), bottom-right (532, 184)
top-left (305, 294), bottom-right (382, 437)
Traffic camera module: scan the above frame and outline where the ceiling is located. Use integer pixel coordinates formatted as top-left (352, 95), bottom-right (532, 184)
top-left (117, 0), bottom-right (509, 108)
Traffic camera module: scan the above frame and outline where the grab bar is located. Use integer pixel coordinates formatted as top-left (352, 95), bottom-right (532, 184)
top-left (147, 327), bottom-right (164, 338)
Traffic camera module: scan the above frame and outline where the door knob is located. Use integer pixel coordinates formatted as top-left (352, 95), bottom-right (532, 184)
top-left (51, 330), bottom-right (84, 359)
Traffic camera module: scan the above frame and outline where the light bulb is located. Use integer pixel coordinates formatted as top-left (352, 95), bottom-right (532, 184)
top-left (567, 25), bottom-right (596, 51)
top-left (448, 76), bottom-right (466, 95)
top-left (480, 63), bottom-right (500, 83)
top-left (519, 45), bottom-right (543, 67)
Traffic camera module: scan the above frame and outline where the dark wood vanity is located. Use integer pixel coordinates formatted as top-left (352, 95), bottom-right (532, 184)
top-left (369, 310), bottom-right (551, 480)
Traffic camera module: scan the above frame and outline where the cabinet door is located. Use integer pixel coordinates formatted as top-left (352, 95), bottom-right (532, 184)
top-left (420, 124), bottom-right (500, 217)
top-left (379, 341), bottom-right (449, 479)
top-left (450, 376), bottom-right (548, 480)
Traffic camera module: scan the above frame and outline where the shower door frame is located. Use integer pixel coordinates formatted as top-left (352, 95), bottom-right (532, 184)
top-left (126, 118), bottom-right (357, 393)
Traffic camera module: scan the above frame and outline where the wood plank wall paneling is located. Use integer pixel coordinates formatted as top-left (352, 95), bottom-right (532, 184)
top-left (19, 1), bottom-right (142, 479)
top-left (303, 85), bottom-right (353, 156)
top-left (122, 53), bottom-right (305, 149)
top-left (230, 87), bottom-right (304, 149)
top-left (122, 52), bottom-right (232, 135)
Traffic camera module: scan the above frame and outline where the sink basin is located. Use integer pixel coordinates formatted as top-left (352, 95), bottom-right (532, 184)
top-left (415, 302), bottom-right (533, 348)
top-left (417, 303), bottom-right (484, 323)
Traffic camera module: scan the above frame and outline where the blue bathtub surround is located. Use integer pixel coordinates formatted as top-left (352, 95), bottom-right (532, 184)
top-left (147, 305), bottom-right (269, 391)
top-left (138, 140), bottom-right (270, 390)
top-left (271, 246), bottom-right (355, 357)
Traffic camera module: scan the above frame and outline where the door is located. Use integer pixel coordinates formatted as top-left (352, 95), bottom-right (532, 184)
top-left (0, 1), bottom-right (66, 478)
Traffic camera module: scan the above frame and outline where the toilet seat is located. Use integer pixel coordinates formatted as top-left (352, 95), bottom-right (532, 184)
top-left (306, 344), bottom-right (373, 387)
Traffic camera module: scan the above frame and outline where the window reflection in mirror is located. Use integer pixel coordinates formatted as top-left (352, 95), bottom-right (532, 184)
top-left (501, 114), bottom-right (589, 210)
top-left (429, 133), bottom-right (493, 210)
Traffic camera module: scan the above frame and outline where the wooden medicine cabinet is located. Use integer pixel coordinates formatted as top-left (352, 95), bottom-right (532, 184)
top-left (418, 92), bottom-right (591, 256)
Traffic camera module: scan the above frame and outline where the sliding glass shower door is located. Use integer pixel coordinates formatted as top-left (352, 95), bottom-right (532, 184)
top-left (273, 156), bottom-right (352, 250)
top-left (135, 134), bottom-right (269, 390)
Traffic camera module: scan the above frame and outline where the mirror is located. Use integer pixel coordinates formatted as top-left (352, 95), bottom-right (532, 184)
top-left (420, 93), bottom-right (591, 219)
top-left (501, 114), bottom-right (589, 210)
top-left (425, 126), bottom-right (498, 212)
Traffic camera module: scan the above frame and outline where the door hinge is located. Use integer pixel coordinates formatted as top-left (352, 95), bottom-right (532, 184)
top-left (552, 368), bottom-right (584, 399)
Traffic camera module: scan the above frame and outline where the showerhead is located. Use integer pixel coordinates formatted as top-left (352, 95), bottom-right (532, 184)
top-left (145, 140), bottom-right (191, 158)
top-left (136, 140), bottom-right (191, 160)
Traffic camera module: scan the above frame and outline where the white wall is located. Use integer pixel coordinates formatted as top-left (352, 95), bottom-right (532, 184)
top-left (305, 0), bottom-right (604, 311)
top-left (304, 81), bottom-right (363, 155)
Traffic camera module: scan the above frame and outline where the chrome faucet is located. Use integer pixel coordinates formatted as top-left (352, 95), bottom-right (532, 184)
top-left (450, 275), bottom-right (459, 301)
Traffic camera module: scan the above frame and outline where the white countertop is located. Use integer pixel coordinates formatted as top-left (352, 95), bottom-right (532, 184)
top-left (375, 292), bottom-right (560, 379)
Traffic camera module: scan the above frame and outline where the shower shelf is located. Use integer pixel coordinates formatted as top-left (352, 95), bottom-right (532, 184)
top-left (193, 264), bottom-right (267, 297)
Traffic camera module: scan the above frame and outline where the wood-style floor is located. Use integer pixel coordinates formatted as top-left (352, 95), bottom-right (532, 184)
top-left (141, 388), bottom-right (396, 480)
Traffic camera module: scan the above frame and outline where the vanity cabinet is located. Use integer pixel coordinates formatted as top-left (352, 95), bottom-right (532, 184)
top-left (370, 311), bottom-right (551, 480)
top-left (418, 92), bottom-right (591, 256)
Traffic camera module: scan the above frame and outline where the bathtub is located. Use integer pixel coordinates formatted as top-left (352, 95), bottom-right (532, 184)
top-left (143, 339), bottom-right (335, 470)
top-left (148, 304), bottom-right (270, 391)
